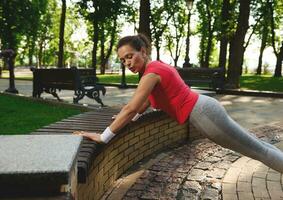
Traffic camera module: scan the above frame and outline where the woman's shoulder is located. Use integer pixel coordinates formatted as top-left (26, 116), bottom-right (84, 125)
top-left (145, 60), bottom-right (175, 77)
top-left (147, 60), bottom-right (173, 69)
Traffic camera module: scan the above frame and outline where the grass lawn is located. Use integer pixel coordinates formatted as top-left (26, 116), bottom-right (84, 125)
top-left (98, 74), bottom-right (139, 84)
top-left (0, 94), bottom-right (84, 135)
top-left (240, 74), bottom-right (283, 92)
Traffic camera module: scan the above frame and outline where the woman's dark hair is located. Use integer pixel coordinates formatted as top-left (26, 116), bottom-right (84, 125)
top-left (117, 34), bottom-right (151, 56)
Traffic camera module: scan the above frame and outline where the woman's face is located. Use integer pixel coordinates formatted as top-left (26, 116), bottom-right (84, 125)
top-left (117, 44), bottom-right (147, 74)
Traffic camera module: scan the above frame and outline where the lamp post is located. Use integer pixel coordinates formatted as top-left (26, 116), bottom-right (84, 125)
top-left (183, 0), bottom-right (194, 68)
top-left (120, 63), bottom-right (127, 88)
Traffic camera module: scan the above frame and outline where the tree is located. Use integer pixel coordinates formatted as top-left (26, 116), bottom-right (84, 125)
top-left (58, 0), bottom-right (66, 68)
top-left (24, 0), bottom-right (48, 67)
top-left (138, 0), bottom-right (151, 42)
top-left (99, 18), bottom-right (118, 74)
top-left (269, 0), bottom-right (283, 77)
top-left (37, 0), bottom-right (57, 68)
top-left (77, 0), bottom-right (127, 76)
top-left (226, 0), bottom-right (251, 88)
top-left (196, 0), bottom-right (221, 68)
top-left (164, 1), bottom-right (187, 67)
top-left (218, 0), bottom-right (231, 73)
top-left (151, 0), bottom-right (174, 60)
top-left (0, 0), bottom-right (33, 68)
top-left (253, 0), bottom-right (272, 75)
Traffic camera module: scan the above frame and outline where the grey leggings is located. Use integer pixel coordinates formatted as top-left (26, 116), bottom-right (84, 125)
top-left (189, 94), bottom-right (283, 173)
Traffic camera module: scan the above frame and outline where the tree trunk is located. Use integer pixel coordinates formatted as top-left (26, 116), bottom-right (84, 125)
top-left (203, 1), bottom-right (213, 69)
top-left (274, 41), bottom-right (283, 77)
top-left (155, 40), bottom-right (161, 60)
top-left (227, 0), bottom-right (251, 88)
top-left (204, 30), bottom-right (213, 68)
top-left (138, 0), bottom-right (151, 42)
top-left (28, 37), bottom-right (35, 67)
top-left (218, 0), bottom-right (230, 74)
top-left (58, 0), bottom-right (66, 68)
top-left (268, 0), bottom-right (282, 77)
top-left (100, 24), bottom-right (105, 74)
top-left (91, 20), bottom-right (98, 77)
top-left (199, 37), bottom-right (206, 68)
top-left (38, 40), bottom-right (43, 68)
top-left (256, 25), bottom-right (268, 75)
top-left (105, 21), bottom-right (117, 70)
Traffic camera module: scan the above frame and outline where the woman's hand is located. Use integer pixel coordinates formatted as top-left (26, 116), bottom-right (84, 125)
top-left (73, 131), bottom-right (103, 143)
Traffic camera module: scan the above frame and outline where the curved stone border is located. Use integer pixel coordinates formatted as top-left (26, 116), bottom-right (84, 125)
top-left (77, 111), bottom-right (190, 200)
top-left (222, 156), bottom-right (283, 200)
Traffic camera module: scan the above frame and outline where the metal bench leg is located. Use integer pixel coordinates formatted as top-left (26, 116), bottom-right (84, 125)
top-left (74, 90), bottom-right (85, 104)
top-left (45, 88), bottom-right (62, 101)
top-left (85, 88), bottom-right (105, 107)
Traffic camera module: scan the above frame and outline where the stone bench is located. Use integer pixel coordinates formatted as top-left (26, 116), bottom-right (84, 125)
top-left (0, 135), bottom-right (82, 199)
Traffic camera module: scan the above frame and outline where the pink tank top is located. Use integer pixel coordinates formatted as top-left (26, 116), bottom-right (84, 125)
top-left (143, 61), bottom-right (199, 124)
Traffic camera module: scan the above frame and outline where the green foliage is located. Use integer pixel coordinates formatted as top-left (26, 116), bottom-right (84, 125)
top-left (0, 94), bottom-right (83, 135)
top-left (0, 0), bottom-right (34, 49)
top-left (163, 0), bottom-right (187, 66)
top-left (151, 0), bottom-right (177, 59)
top-left (196, 0), bottom-right (222, 67)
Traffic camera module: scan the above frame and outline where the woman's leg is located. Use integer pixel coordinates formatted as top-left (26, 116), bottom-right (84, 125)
top-left (189, 94), bottom-right (283, 173)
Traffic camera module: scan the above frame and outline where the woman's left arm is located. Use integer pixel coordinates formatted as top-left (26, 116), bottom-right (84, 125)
top-left (110, 73), bottom-right (160, 133)
top-left (73, 73), bottom-right (160, 143)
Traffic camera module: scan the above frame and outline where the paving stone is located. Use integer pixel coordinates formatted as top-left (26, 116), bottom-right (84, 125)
top-left (201, 187), bottom-right (219, 200)
top-left (253, 171), bottom-right (267, 179)
top-left (237, 181), bottom-right (252, 192)
top-left (208, 179), bottom-right (222, 191)
top-left (207, 168), bottom-right (226, 179)
top-left (222, 193), bottom-right (238, 200)
top-left (194, 162), bottom-right (212, 170)
top-left (267, 171), bottom-right (281, 181)
top-left (187, 169), bottom-right (207, 182)
top-left (223, 167), bottom-right (241, 183)
top-left (222, 183), bottom-right (237, 194)
top-left (182, 181), bottom-right (202, 194)
top-left (179, 190), bottom-right (200, 200)
top-left (205, 156), bottom-right (222, 163)
top-left (252, 177), bottom-right (267, 188)
top-left (213, 161), bottom-right (233, 170)
top-left (237, 191), bottom-right (254, 200)
top-left (237, 171), bottom-right (253, 182)
top-left (252, 186), bottom-right (270, 199)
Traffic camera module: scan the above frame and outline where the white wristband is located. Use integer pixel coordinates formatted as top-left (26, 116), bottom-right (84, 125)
top-left (100, 127), bottom-right (115, 143)
top-left (132, 113), bottom-right (142, 121)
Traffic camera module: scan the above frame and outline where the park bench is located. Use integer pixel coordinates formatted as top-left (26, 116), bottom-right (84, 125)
top-left (176, 67), bottom-right (224, 90)
top-left (30, 67), bottom-right (106, 106)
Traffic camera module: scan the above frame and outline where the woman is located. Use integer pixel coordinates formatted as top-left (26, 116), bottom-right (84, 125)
top-left (74, 34), bottom-right (283, 173)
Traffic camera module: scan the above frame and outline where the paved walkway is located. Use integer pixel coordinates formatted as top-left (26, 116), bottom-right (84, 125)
top-left (104, 122), bottom-right (283, 200)
top-left (1, 78), bottom-right (283, 199)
